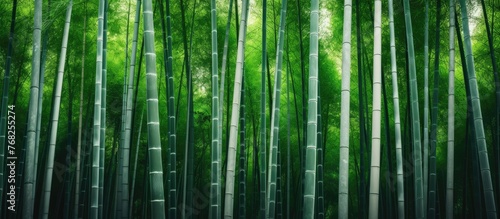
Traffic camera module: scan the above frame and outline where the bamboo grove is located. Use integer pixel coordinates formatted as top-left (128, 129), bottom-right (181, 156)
top-left (1, 0), bottom-right (500, 218)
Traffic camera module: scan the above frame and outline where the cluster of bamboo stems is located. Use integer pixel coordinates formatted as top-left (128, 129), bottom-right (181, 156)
top-left (0, 0), bottom-right (499, 218)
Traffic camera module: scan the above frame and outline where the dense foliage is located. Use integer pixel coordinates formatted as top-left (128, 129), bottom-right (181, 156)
top-left (0, 0), bottom-right (499, 218)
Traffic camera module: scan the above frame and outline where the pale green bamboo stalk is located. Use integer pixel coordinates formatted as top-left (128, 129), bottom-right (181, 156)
top-left (458, 0), bottom-right (497, 217)
top-left (210, 0), bottom-right (221, 217)
top-left (285, 40), bottom-right (291, 219)
top-left (22, 0), bottom-right (42, 217)
top-left (90, 0), bottom-right (105, 217)
top-left (302, 0), bottom-right (319, 217)
top-left (260, 0), bottom-right (267, 217)
top-left (182, 0), bottom-right (198, 215)
top-left (99, 2), bottom-right (108, 217)
top-left (80, 123), bottom-right (90, 217)
top-left (479, 0), bottom-right (500, 184)
top-left (165, 0), bottom-right (177, 216)
top-left (143, 0), bottom-right (166, 217)
top-left (34, 21), bottom-right (48, 202)
top-left (445, 1), bottom-right (456, 218)
top-left (117, 87), bottom-right (125, 218)
top-left (129, 107), bottom-right (144, 217)
top-left (34, 0), bottom-right (51, 195)
top-left (83, 126), bottom-right (92, 216)
top-left (423, 1), bottom-right (429, 213)
top-left (428, 1), bottom-right (442, 217)
top-left (338, 0), bottom-right (352, 217)
top-left (266, 0), bottom-right (287, 217)
top-left (215, 0), bottom-right (230, 217)
top-left (116, 14), bottom-right (137, 215)
top-left (74, 2), bottom-right (87, 218)
top-left (276, 141), bottom-right (282, 219)
top-left (316, 92), bottom-right (324, 219)
top-left (115, 0), bottom-right (130, 217)
top-left (64, 59), bottom-right (74, 219)
top-left (182, 50), bottom-right (194, 218)
top-left (368, 0), bottom-right (383, 217)
top-left (122, 0), bottom-right (141, 217)
top-left (224, 0), bottom-right (249, 217)
top-left (219, 0), bottom-right (234, 177)
top-left (238, 75), bottom-right (246, 219)
top-left (388, 0), bottom-right (404, 217)
top-left (117, 2), bottom-right (131, 213)
top-left (402, 0), bottom-right (425, 218)
top-left (41, 2), bottom-right (73, 218)
top-left (117, 59), bottom-right (126, 219)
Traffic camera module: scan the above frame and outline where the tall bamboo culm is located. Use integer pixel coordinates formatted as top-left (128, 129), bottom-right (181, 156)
top-left (338, 0), bottom-right (352, 217)
top-left (122, 0), bottom-right (141, 217)
top-left (218, 3), bottom-right (233, 204)
top-left (41, 2), bottom-right (73, 218)
top-left (388, 0), bottom-right (404, 217)
top-left (224, 0), bottom-right (249, 217)
top-left (210, 0), bottom-right (221, 218)
top-left (165, 0), bottom-right (177, 217)
top-left (129, 107), bottom-right (145, 217)
top-left (423, 1), bottom-right (429, 213)
top-left (316, 91), bottom-right (324, 219)
top-left (90, 0), bottom-right (104, 218)
top-left (479, 0), bottom-right (500, 204)
top-left (238, 75), bottom-right (246, 219)
top-left (260, 0), bottom-right (267, 217)
top-left (445, 0), bottom-right (456, 218)
top-left (217, 2), bottom-right (233, 217)
top-left (143, 0), bottom-right (166, 217)
top-left (74, 1), bottom-right (87, 218)
top-left (368, 0), bottom-right (383, 217)
top-left (428, 1), bottom-right (442, 217)
top-left (402, 0), bottom-right (425, 218)
top-left (114, 0), bottom-right (130, 217)
top-left (302, 0), bottom-right (319, 217)
top-left (458, 0), bottom-right (497, 218)
top-left (267, 0), bottom-right (288, 217)
top-left (22, 0), bottom-right (42, 217)
top-left (99, 2), bottom-right (108, 217)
